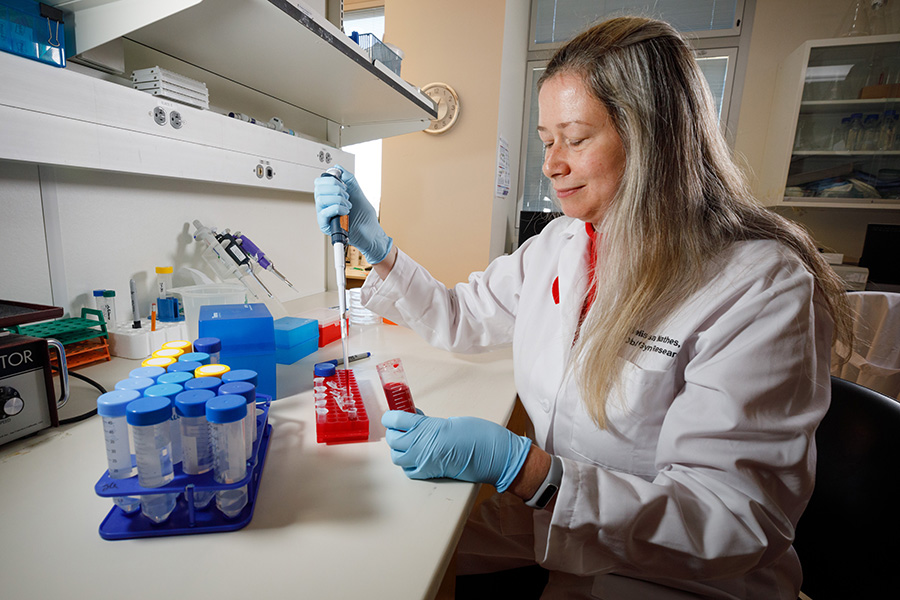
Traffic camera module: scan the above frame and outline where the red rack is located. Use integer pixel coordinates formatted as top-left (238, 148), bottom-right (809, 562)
top-left (315, 369), bottom-right (368, 444)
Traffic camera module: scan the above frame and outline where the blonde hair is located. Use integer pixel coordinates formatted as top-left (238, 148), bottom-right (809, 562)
top-left (539, 17), bottom-right (852, 428)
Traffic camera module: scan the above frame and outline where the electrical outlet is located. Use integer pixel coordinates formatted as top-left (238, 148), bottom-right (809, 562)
top-left (255, 164), bottom-right (265, 178)
top-left (265, 166), bottom-right (274, 179)
top-left (170, 111), bottom-right (183, 129)
top-left (153, 107), bottom-right (167, 126)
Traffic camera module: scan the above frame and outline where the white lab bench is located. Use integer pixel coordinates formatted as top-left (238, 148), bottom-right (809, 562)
top-left (0, 293), bottom-right (516, 599)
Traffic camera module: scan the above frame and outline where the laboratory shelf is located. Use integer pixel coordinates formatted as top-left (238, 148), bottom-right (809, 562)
top-left (95, 398), bottom-right (272, 540)
top-left (44, 0), bottom-right (435, 146)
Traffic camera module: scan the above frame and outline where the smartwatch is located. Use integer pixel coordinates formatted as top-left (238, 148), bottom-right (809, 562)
top-left (525, 454), bottom-right (563, 509)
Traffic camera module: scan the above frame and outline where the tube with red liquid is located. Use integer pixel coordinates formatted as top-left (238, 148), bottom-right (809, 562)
top-left (377, 358), bottom-right (417, 413)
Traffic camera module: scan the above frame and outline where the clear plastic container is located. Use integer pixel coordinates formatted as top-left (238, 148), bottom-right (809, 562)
top-left (156, 266), bottom-right (174, 299)
top-left (376, 358), bottom-right (417, 413)
top-left (126, 397), bottom-right (178, 524)
top-left (97, 389), bottom-right (142, 514)
top-left (348, 288), bottom-right (380, 326)
top-left (206, 395), bottom-right (249, 519)
top-left (102, 289), bottom-right (118, 326)
top-left (175, 389), bottom-right (216, 509)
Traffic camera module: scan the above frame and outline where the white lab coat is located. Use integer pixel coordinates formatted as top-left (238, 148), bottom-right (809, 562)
top-left (361, 217), bottom-right (832, 599)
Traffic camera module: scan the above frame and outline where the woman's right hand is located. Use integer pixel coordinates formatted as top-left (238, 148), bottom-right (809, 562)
top-left (313, 165), bottom-right (393, 265)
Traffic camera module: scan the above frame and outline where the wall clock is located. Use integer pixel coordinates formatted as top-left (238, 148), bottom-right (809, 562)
top-left (422, 82), bottom-right (460, 135)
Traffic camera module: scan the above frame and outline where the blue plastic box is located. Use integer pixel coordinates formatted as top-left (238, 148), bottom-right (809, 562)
top-left (274, 316), bottom-right (317, 347)
top-left (199, 303), bottom-right (275, 355)
top-left (199, 303), bottom-right (276, 398)
top-left (274, 316), bottom-right (318, 365)
top-left (0, 0), bottom-right (66, 68)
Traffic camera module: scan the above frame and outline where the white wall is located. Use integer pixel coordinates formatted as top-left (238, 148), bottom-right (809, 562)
top-left (0, 160), bottom-right (324, 321)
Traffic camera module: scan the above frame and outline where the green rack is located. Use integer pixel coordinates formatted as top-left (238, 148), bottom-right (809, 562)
top-left (5, 308), bottom-right (108, 344)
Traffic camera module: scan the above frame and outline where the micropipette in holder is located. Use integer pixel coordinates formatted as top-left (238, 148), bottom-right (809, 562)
top-left (235, 233), bottom-right (295, 289)
top-left (215, 230), bottom-right (274, 298)
top-left (321, 167), bottom-right (351, 409)
top-left (191, 220), bottom-right (261, 300)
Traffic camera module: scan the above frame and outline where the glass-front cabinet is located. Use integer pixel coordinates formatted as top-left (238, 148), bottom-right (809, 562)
top-left (762, 35), bottom-right (900, 209)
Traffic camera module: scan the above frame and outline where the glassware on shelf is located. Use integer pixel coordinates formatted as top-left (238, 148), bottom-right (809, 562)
top-left (837, 0), bottom-right (873, 37)
top-left (832, 117), bottom-right (852, 150)
top-left (846, 112), bottom-right (865, 150)
top-left (879, 109), bottom-right (899, 150)
top-left (861, 113), bottom-right (883, 150)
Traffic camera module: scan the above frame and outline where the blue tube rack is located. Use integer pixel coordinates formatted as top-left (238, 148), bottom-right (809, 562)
top-left (95, 397), bottom-right (272, 540)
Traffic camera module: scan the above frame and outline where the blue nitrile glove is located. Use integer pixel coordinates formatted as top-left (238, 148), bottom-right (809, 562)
top-left (382, 410), bottom-right (532, 492)
top-left (313, 165), bottom-right (393, 264)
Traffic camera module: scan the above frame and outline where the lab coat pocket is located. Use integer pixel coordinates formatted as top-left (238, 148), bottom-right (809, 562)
top-left (568, 361), bottom-right (675, 477)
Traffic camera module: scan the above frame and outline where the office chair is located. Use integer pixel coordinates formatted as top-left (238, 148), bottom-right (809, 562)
top-left (793, 376), bottom-right (900, 599)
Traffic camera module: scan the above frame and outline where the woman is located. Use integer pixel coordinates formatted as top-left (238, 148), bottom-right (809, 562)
top-left (314, 17), bottom-right (851, 599)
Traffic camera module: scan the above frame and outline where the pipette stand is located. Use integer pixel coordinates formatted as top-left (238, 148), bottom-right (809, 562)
top-left (315, 369), bottom-right (368, 444)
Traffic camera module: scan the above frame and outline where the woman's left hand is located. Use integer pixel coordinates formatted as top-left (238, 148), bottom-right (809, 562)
top-left (382, 411), bottom-right (532, 492)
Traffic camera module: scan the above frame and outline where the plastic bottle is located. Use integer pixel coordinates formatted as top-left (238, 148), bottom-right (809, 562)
top-left (185, 376), bottom-right (222, 395)
top-left (96, 389), bottom-right (142, 514)
top-left (157, 371), bottom-right (193, 387)
top-left (129, 365), bottom-right (166, 382)
top-left (206, 395), bottom-right (249, 519)
top-left (163, 340), bottom-right (193, 353)
top-left (156, 266), bottom-right (174, 299)
top-left (93, 289), bottom-right (106, 313)
top-left (219, 380), bottom-right (257, 454)
top-left (831, 117), bottom-right (851, 150)
top-left (879, 110), bottom-right (898, 150)
top-left (143, 382), bottom-right (185, 465)
top-left (846, 113), bottom-right (864, 150)
top-left (152, 347), bottom-right (184, 360)
top-left (102, 289), bottom-right (117, 326)
top-left (168, 360), bottom-right (203, 375)
top-left (114, 376), bottom-right (156, 395)
top-left (861, 113), bottom-right (881, 150)
top-left (195, 364), bottom-right (231, 379)
top-left (126, 396), bottom-right (178, 524)
top-left (193, 337), bottom-right (222, 364)
top-left (175, 389), bottom-right (216, 509)
top-left (179, 352), bottom-right (210, 365)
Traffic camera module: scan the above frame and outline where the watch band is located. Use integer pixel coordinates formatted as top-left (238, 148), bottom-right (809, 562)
top-left (524, 454), bottom-right (563, 509)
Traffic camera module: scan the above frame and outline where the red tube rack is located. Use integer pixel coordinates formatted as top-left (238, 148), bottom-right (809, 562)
top-left (315, 369), bottom-right (368, 444)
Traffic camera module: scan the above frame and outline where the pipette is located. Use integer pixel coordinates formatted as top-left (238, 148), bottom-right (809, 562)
top-left (192, 220), bottom-right (261, 299)
top-left (322, 167), bottom-right (351, 410)
top-left (216, 229), bottom-right (274, 297)
top-left (235, 233), bottom-right (295, 288)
